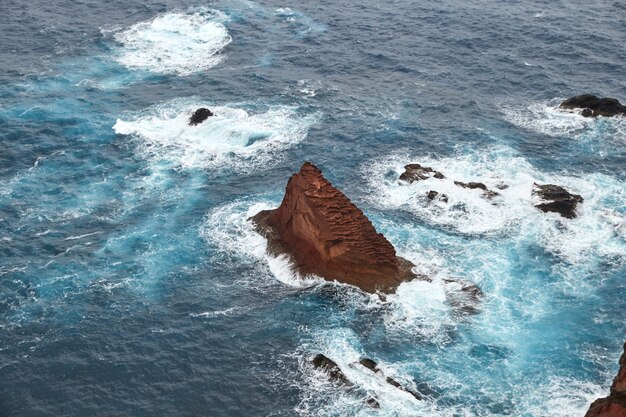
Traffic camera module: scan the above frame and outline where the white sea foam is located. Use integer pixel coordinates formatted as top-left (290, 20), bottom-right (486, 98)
top-left (201, 199), bottom-right (324, 289)
top-left (111, 10), bottom-right (231, 75)
top-left (114, 99), bottom-right (317, 172)
top-left (501, 99), bottom-right (626, 146)
top-left (363, 146), bottom-right (626, 265)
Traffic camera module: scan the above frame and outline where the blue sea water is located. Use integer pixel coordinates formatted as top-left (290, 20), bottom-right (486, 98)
top-left (1, 0), bottom-right (625, 415)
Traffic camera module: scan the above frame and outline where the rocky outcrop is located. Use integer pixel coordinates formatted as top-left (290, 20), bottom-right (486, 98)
top-left (399, 165), bottom-right (499, 200)
top-left (358, 358), bottom-right (422, 400)
top-left (312, 354), bottom-right (352, 386)
top-left (189, 108), bottom-right (214, 125)
top-left (399, 164), bottom-right (445, 183)
top-left (585, 343), bottom-right (626, 417)
top-left (532, 183), bottom-right (583, 219)
top-left (560, 94), bottom-right (626, 118)
top-left (250, 162), bottom-right (421, 294)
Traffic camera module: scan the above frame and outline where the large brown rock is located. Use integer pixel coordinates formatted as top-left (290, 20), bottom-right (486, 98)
top-left (585, 342), bottom-right (626, 417)
top-left (250, 162), bottom-right (420, 293)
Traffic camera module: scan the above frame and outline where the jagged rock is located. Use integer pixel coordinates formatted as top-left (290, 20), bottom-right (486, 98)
top-left (189, 108), bottom-right (214, 125)
top-left (427, 190), bottom-right (448, 203)
top-left (399, 164), bottom-right (445, 183)
top-left (359, 358), bottom-right (379, 372)
top-left (532, 183), bottom-right (583, 219)
top-left (312, 354), bottom-right (352, 386)
top-left (250, 162), bottom-right (423, 294)
top-left (585, 343), bottom-right (626, 417)
top-left (358, 358), bottom-right (422, 400)
top-left (560, 94), bottom-right (626, 118)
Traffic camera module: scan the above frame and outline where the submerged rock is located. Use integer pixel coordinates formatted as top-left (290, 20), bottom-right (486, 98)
top-left (189, 108), bottom-right (214, 125)
top-left (585, 342), bottom-right (626, 417)
top-left (560, 94), bottom-right (626, 118)
top-left (250, 162), bottom-right (422, 294)
top-left (358, 357), bottom-right (422, 400)
top-left (312, 354), bottom-right (352, 386)
top-left (454, 181), bottom-right (499, 198)
top-left (427, 190), bottom-right (448, 203)
top-left (399, 164), bottom-right (445, 183)
top-left (532, 183), bottom-right (583, 219)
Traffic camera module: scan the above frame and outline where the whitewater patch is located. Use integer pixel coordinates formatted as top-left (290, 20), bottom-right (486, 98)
top-left (363, 146), bottom-right (626, 265)
top-left (201, 199), bottom-right (324, 289)
top-left (110, 10), bottom-right (231, 75)
top-left (501, 99), bottom-right (626, 154)
top-left (113, 99), bottom-right (317, 172)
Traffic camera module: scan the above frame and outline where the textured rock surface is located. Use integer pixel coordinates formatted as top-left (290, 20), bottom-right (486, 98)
top-left (560, 94), bottom-right (626, 117)
top-left (251, 162), bottom-right (420, 293)
top-left (585, 343), bottom-right (626, 417)
top-left (532, 183), bottom-right (583, 219)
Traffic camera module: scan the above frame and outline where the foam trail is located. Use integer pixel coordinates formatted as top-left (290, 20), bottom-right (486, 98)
top-left (114, 99), bottom-right (317, 172)
top-left (111, 10), bottom-right (231, 75)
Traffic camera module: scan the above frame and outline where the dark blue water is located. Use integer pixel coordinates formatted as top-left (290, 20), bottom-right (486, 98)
top-left (1, 0), bottom-right (625, 415)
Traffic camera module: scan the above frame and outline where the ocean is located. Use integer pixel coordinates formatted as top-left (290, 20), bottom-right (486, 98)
top-left (0, 0), bottom-right (625, 415)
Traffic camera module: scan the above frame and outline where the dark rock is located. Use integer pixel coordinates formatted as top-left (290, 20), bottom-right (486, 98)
top-left (399, 164), bottom-right (445, 183)
top-left (532, 183), bottom-right (583, 219)
top-left (359, 358), bottom-right (422, 400)
top-left (585, 342), bottom-right (626, 417)
top-left (312, 354), bottom-right (352, 386)
top-left (189, 108), bottom-right (214, 125)
top-left (454, 181), bottom-right (488, 191)
top-left (359, 358), bottom-right (379, 372)
top-left (250, 162), bottom-right (423, 294)
top-left (560, 94), bottom-right (626, 118)
top-left (427, 190), bottom-right (449, 203)
top-left (365, 398), bottom-right (380, 408)
top-left (443, 278), bottom-right (484, 316)
top-left (454, 181), bottom-right (499, 199)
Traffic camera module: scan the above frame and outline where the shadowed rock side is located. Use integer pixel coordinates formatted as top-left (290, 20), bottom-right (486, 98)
top-left (251, 162), bottom-right (420, 293)
top-left (560, 94), bottom-right (626, 118)
top-left (585, 343), bottom-right (626, 417)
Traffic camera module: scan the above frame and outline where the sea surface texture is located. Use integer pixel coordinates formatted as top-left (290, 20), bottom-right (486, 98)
top-left (1, 0), bottom-right (625, 415)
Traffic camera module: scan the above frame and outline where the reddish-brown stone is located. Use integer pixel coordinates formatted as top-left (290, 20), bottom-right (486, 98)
top-left (250, 162), bottom-right (420, 293)
top-left (586, 343), bottom-right (626, 417)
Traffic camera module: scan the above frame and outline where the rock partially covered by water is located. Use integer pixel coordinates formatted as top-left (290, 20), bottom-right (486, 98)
top-left (312, 354), bottom-right (352, 386)
top-left (532, 183), bottom-right (583, 219)
top-left (359, 358), bottom-right (422, 400)
top-left (189, 108), bottom-right (214, 125)
top-left (399, 163), bottom-right (445, 183)
top-left (560, 94), bottom-right (626, 118)
top-left (250, 162), bottom-right (420, 293)
top-left (585, 342), bottom-right (626, 417)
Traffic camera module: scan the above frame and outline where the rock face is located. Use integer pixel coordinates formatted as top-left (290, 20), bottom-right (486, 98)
top-left (532, 183), bottom-right (583, 219)
top-left (250, 162), bottom-right (419, 293)
top-left (560, 94), bottom-right (626, 118)
top-left (585, 343), bottom-right (626, 417)
top-left (189, 108), bottom-right (214, 125)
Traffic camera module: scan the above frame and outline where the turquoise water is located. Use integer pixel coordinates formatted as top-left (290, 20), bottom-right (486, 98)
top-left (1, 0), bottom-right (624, 415)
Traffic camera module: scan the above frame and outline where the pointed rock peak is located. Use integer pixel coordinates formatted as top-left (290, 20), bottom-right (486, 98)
top-left (250, 162), bottom-right (423, 293)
